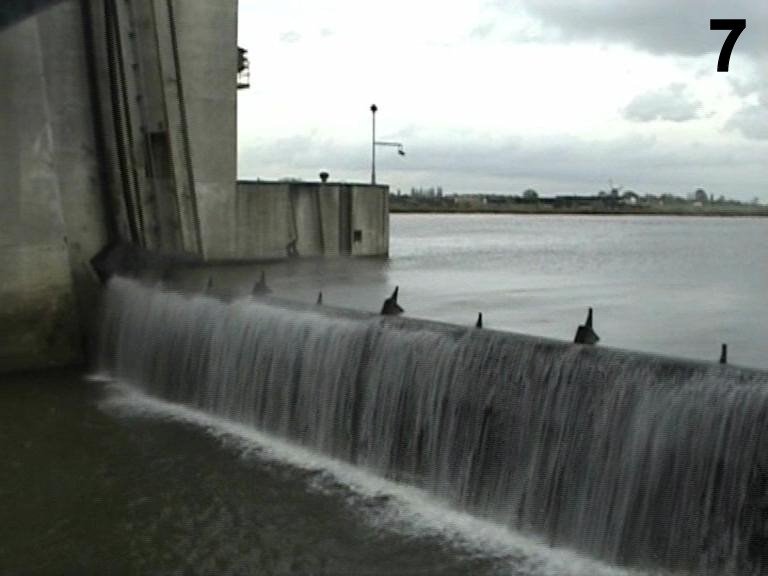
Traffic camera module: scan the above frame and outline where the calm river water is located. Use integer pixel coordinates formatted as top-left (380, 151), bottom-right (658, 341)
top-left (388, 214), bottom-right (768, 369)
top-left (2, 214), bottom-right (765, 574)
top-left (215, 214), bottom-right (768, 369)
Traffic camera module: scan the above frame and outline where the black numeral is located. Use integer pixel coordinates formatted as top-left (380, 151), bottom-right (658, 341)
top-left (710, 19), bottom-right (746, 72)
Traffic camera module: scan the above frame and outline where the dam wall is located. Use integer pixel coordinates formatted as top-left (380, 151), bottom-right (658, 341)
top-left (236, 180), bottom-right (389, 259)
top-left (0, 0), bottom-right (110, 371)
top-left (82, 0), bottom-right (237, 257)
top-left (0, 0), bottom-right (388, 373)
top-left (0, 0), bottom-right (239, 372)
top-left (174, 1), bottom-right (238, 260)
top-left (100, 277), bottom-right (768, 575)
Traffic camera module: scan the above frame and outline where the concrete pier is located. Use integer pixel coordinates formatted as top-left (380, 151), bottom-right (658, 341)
top-left (236, 181), bottom-right (389, 259)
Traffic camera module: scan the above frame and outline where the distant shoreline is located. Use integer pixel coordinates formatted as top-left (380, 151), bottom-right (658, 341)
top-left (390, 206), bottom-right (768, 217)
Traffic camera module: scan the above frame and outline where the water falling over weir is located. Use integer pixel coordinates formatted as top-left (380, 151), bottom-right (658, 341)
top-left (99, 277), bottom-right (768, 575)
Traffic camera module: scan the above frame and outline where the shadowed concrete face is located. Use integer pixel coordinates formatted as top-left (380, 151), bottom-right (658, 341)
top-left (0, 0), bottom-right (113, 372)
top-left (90, 242), bottom-right (201, 283)
top-left (0, 0), bottom-right (68, 30)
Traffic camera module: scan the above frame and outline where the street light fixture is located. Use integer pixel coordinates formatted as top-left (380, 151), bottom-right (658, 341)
top-left (375, 141), bottom-right (405, 155)
top-left (370, 104), bottom-right (405, 185)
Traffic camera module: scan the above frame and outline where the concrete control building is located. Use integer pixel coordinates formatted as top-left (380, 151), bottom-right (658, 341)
top-left (0, 0), bottom-right (389, 372)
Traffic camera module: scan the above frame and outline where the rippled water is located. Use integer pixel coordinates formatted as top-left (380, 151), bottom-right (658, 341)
top-left (193, 214), bottom-right (768, 369)
top-left (389, 214), bottom-right (768, 370)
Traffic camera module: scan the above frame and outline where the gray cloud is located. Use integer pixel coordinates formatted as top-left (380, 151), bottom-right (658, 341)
top-left (513, 1), bottom-right (768, 140)
top-left (624, 83), bottom-right (702, 123)
top-left (729, 76), bottom-right (763, 98)
top-left (725, 76), bottom-right (768, 140)
top-left (726, 101), bottom-right (768, 141)
top-left (515, 0), bottom-right (767, 59)
top-left (240, 132), bottom-right (767, 200)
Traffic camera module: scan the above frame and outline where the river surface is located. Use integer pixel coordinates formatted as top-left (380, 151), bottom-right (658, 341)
top-left (200, 214), bottom-right (768, 370)
top-left (389, 214), bottom-right (768, 369)
top-left (2, 214), bottom-right (766, 574)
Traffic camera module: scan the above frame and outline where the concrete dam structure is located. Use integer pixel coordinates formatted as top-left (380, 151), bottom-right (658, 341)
top-left (100, 277), bottom-right (768, 575)
top-left (5, 3), bottom-right (768, 573)
top-left (0, 0), bottom-right (389, 373)
top-left (236, 180), bottom-right (389, 259)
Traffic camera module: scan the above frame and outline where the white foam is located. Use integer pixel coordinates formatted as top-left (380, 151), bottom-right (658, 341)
top-left (97, 378), bottom-right (667, 576)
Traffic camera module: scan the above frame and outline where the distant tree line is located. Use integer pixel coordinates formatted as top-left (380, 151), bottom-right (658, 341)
top-left (393, 186), bottom-right (756, 206)
top-left (390, 186), bottom-right (765, 214)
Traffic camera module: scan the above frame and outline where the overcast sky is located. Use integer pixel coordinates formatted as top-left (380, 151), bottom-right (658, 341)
top-left (237, 1), bottom-right (767, 200)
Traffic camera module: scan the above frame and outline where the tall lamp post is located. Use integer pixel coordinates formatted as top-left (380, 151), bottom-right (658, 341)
top-left (371, 104), bottom-right (377, 184)
top-left (370, 103), bottom-right (405, 185)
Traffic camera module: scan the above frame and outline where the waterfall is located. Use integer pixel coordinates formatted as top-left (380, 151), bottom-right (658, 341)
top-left (99, 277), bottom-right (768, 574)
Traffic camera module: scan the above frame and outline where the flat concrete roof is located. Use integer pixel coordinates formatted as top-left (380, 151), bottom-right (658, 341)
top-left (238, 179), bottom-right (386, 188)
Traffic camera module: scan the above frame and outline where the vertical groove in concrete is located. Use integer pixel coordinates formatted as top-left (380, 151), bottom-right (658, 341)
top-left (103, 0), bottom-right (146, 245)
top-left (234, 181), bottom-right (389, 259)
top-left (163, 0), bottom-right (203, 256)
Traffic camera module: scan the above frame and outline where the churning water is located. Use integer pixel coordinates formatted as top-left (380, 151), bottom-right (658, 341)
top-left (97, 380), bottom-right (650, 576)
top-left (98, 277), bottom-right (768, 575)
